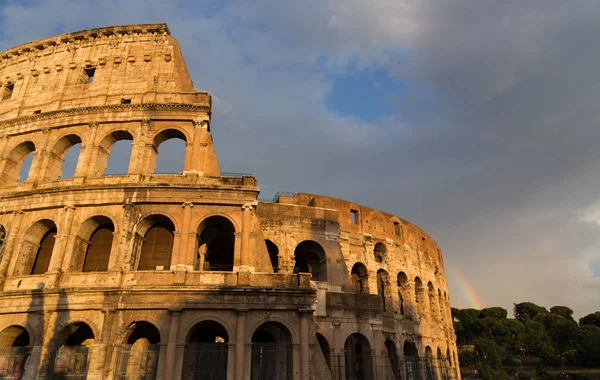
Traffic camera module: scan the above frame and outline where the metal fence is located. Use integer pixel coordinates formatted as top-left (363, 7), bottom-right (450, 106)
top-left (330, 355), bottom-right (458, 380)
top-left (113, 344), bottom-right (159, 380)
top-left (250, 343), bottom-right (293, 380)
top-left (50, 345), bottom-right (89, 380)
top-left (0, 347), bottom-right (28, 379)
top-left (181, 343), bottom-right (228, 380)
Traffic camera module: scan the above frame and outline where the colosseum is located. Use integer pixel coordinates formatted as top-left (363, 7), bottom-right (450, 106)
top-left (0, 24), bottom-right (459, 380)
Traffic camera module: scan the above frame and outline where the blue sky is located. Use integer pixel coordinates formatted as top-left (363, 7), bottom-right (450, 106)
top-left (1, 0), bottom-right (600, 318)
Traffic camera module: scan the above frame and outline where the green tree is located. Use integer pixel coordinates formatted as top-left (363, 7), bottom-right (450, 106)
top-left (474, 337), bottom-right (503, 368)
top-left (579, 311), bottom-right (600, 328)
top-left (514, 302), bottom-right (548, 322)
top-left (572, 325), bottom-right (600, 366)
top-left (480, 307), bottom-right (508, 320)
top-left (523, 319), bottom-right (555, 361)
top-left (549, 306), bottom-right (574, 321)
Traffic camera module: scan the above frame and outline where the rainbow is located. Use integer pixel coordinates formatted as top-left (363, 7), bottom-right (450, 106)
top-left (448, 266), bottom-right (485, 310)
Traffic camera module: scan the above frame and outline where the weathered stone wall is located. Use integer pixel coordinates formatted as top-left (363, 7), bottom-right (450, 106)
top-left (0, 24), bottom-right (460, 380)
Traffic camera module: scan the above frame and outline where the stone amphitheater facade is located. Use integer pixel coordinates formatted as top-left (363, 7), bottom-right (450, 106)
top-left (0, 24), bottom-right (460, 380)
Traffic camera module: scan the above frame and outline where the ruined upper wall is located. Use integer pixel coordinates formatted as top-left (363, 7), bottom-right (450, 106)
top-left (272, 192), bottom-right (445, 266)
top-left (0, 23), bottom-right (209, 121)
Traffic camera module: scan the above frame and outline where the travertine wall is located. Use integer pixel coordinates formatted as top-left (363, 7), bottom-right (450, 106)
top-left (0, 24), bottom-right (460, 380)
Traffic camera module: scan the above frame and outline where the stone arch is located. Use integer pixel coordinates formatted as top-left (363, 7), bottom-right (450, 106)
top-left (403, 341), bottom-right (419, 380)
top-left (13, 219), bottom-right (57, 276)
top-left (44, 134), bottom-right (83, 181)
top-left (385, 339), bottom-right (401, 380)
top-left (116, 321), bottom-right (161, 380)
top-left (151, 128), bottom-right (188, 174)
top-left (351, 263), bottom-right (369, 294)
top-left (1, 141), bottom-right (35, 184)
top-left (344, 333), bottom-right (372, 380)
top-left (265, 239), bottom-right (279, 273)
top-left (397, 272), bottom-right (409, 316)
top-left (0, 324), bottom-right (32, 378)
top-left (373, 242), bottom-right (386, 263)
top-left (0, 325), bottom-right (30, 348)
top-left (251, 321), bottom-right (293, 380)
top-left (427, 282), bottom-right (437, 319)
top-left (424, 346), bottom-right (435, 380)
top-left (94, 130), bottom-right (134, 176)
top-left (316, 333), bottom-right (331, 369)
top-left (196, 215), bottom-right (235, 271)
top-left (182, 320), bottom-right (229, 379)
top-left (135, 215), bottom-right (175, 271)
top-left (179, 315), bottom-right (234, 344)
top-left (377, 269), bottom-right (391, 311)
top-left (69, 215), bottom-right (115, 272)
top-left (293, 240), bottom-right (327, 282)
top-left (246, 317), bottom-right (298, 344)
top-left (48, 322), bottom-right (94, 379)
top-left (414, 277), bottom-right (425, 316)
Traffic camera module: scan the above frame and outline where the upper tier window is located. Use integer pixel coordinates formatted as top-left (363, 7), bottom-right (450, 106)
top-left (2, 82), bottom-right (14, 100)
top-left (81, 67), bottom-right (96, 84)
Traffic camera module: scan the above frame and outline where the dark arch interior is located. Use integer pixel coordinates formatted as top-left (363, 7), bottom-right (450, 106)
top-left (403, 341), bottom-right (418, 357)
top-left (251, 322), bottom-right (292, 380)
top-left (397, 272), bottom-right (408, 287)
top-left (83, 223), bottom-right (114, 272)
top-left (377, 270), bottom-right (390, 311)
top-left (138, 216), bottom-right (175, 271)
top-left (293, 240), bottom-right (326, 282)
top-left (31, 227), bottom-right (57, 275)
top-left (251, 322), bottom-right (291, 344)
top-left (373, 242), bottom-right (386, 263)
top-left (65, 323), bottom-right (94, 346)
top-left (351, 263), bottom-right (369, 294)
top-left (265, 239), bottom-right (279, 273)
top-left (126, 322), bottom-right (160, 345)
top-left (197, 216), bottom-right (235, 271)
top-left (0, 326), bottom-right (30, 347)
top-left (188, 321), bottom-right (229, 343)
top-left (344, 333), bottom-right (372, 380)
top-left (316, 333), bottom-right (331, 369)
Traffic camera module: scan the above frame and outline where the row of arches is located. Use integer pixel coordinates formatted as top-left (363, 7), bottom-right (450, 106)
top-left (351, 263), bottom-right (450, 320)
top-left (1, 127), bottom-right (189, 185)
top-left (2, 217), bottom-right (331, 278)
top-left (0, 319), bottom-right (294, 380)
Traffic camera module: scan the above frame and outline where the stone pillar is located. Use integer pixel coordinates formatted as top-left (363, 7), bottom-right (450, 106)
top-left (21, 344), bottom-right (43, 380)
top-left (299, 309), bottom-right (311, 380)
top-left (0, 210), bottom-right (24, 286)
top-left (239, 202), bottom-right (256, 271)
top-left (164, 310), bottom-right (181, 380)
top-left (175, 202), bottom-right (193, 269)
top-left (74, 121), bottom-right (99, 178)
top-left (234, 309), bottom-right (247, 379)
top-left (48, 205), bottom-right (76, 273)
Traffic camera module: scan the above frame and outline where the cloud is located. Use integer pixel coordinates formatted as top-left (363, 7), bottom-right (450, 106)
top-left (1, 0), bottom-right (599, 317)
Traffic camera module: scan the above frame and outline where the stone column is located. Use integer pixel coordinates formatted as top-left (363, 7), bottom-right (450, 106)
top-left (299, 309), bottom-right (311, 380)
top-left (234, 309), bottom-right (247, 379)
top-left (164, 309), bottom-right (181, 380)
top-left (74, 121), bottom-right (99, 178)
top-left (239, 202), bottom-right (256, 271)
top-left (0, 210), bottom-right (24, 286)
top-left (176, 202), bottom-right (193, 269)
top-left (186, 119), bottom-right (208, 174)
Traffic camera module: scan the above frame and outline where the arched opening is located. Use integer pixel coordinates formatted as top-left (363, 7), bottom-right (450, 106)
top-left (414, 277), bottom-right (425, 316)
top-left (196, 216), bottom-right (235, 271)
top-left (316, 333), bottom-right (331, 369)
top-left (80, 217), bottom-right (114, 272)
top-left (344, 333), bottom-right (372, 380)
top-left (0, 326), bottom-right (30, 378)
top-left (15, 219), bottom-right (57, 276)
top-left (152, 129), bottom-right (187, 174)
top-left (96, 130), bottom-right (134, 176)
top-left (293, 240), bottom-right (327, 282)
top-left (427, 282), bottom-right (437, 319)
top-left (0, 225), bottom-right (6, 261)
top-left (251, 322), bottom-right (292, 380)
top-left (183, 320), bottom-right (229, 380)
top-left (351, 263), bottom-right (369, 294)
top-left (437, 347), bottom-right (448, 380)
top-left (265, 240), bottom-right (279, 273)
top-left (403, 342), bottom-right (419, 380)
top-left (377, 269), bottom-right (390, 311)
top-left (385, 340), bottom-right (401, 380)
top-left (115, 322), bottom-right (160, 380)
top-left (424, 346), bottom-right (434, 380)
top-left (397, 272), bottom-right (408, 316)
top-left (1, 141), bottom-right (35, 184)
top-left (45, 134), bottom-right (82, 181)
top-left (373, 242), bottom-right (386, 263)
top-left (137, 215), bottom-right (175, 271)
top-left (50, 322), bottom-right (94, 379)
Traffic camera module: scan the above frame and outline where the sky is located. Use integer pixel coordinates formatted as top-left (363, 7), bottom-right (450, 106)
top-left (1, 0), bottom-right (599, 319)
